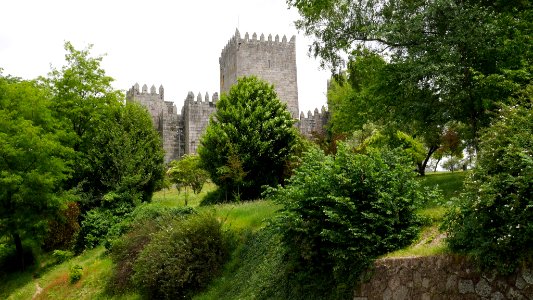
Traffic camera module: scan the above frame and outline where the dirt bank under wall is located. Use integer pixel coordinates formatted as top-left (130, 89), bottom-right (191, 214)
top-left (354, 255), bottom-right (532, 299)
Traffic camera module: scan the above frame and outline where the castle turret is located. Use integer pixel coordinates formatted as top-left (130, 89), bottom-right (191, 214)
top-left (219, 29), bottom-right (299, 119)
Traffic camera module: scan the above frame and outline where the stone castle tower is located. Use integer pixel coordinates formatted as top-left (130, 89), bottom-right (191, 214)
top-left (220, 29), bottom-right (299, 119)
top-left (127, 30), bottom-right (327, 163)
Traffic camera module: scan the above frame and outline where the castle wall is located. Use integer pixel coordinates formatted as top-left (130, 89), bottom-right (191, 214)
top-left (182, 91), bottom-right (218, 155)
top-left (220, 30), bottom-right (299, 119)
top-left (126, 83), bottom-right (182, 163)
top-left (299, 106), bottom-right (329, 138)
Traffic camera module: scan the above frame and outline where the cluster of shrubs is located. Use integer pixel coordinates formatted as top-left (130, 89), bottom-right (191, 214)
top-left (267, 143), bottom-right (427, 298)
top-left (444, 101), bottom-right (533, 273)
top-left (107, 206), bottom-right (228, 299)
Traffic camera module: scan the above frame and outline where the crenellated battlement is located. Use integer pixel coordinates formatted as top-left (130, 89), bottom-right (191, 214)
top-left (220, 29), bottom-right (295, 61)
top-left (183, 91), bottom-right (219, 106)
top-left (299, 106), bottom-right (329, 138)
top-left (127, 83), bottom-right (165, 100)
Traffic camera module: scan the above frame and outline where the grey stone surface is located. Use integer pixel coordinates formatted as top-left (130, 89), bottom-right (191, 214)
top-left (523, 269), bottom-right (533, 285)
top-left (475, 278), bottom-right (492, 297)
top-left (459, 279), bottom-right (475, 294)
top-left (354, 256), bottom-right (533, 299)
top-left (220, 29), bottom-right (299, 120)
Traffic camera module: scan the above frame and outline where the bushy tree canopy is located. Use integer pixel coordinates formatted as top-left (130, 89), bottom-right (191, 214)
top-left (268, 144), bottom-right (423, 297)
top-left (291, 0), bottom-right (533, 150)
top-left (445, 97), bottom-right (533, 273)
top-left (198, 76), bottom-right (299, 201)
top-left (0, 74), bottom-right (74, 269)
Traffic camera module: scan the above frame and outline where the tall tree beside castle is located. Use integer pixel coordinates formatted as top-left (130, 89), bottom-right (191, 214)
top-left (127, 30), bottom-right (329, 163)
top-left (199, 76), bottom-right (299, 201)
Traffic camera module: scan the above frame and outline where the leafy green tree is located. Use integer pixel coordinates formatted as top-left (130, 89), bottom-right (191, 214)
top-left (267, 144), bottom-right (423, 298)
top-left (81, 102), bottom-right (164, 208)
top-left (289, 0), bottom-right (532, 149)
top-left (445, 97), bottom-right (533, 274)
top-left (75, 103), bottom-right (165, 249)
top-left (47, 42), bottom-right (163, 211)
top-left (167, 154), bottom-right (209, 206)
top-left (47, 42), bottom-right (122, 148)
top-left (198, 76), bottom-right (299, 201)
top-left (0, 74), bottom-right (73, 269)
top-left (326, 51), bottom-right (451, 175)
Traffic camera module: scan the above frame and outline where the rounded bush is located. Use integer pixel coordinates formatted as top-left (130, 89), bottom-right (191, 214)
top-left (132, 213), bottom-right (227, 299)
top-left (268, 144), bottom-right (423, 296)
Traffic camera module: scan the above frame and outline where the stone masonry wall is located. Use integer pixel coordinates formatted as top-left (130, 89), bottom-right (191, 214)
top-left (354, 255), bottom-right (533, 300)
top-left (299, 106), bottom-right (329, 138)
top-left (182, 91), bottom-right (218, 155)
top-left (220, 29), bottom-right (299, 119)
top-left (126, 83), bottom-right (181, 163)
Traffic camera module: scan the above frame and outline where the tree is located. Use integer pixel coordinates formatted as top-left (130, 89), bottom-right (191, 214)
top-left (288, 0), bottom-right (533, 149)
top-left (326, 51), bottom-right (451, 175)
top-left (81, 102), bottom-right (164, 209)
top-left (47, 42), bottom-right (163, 213)
top-left (0, 74), bottom-right (73, 270)
top-left (167, 154), bottom-right (209, 206)
top-left (47, 42), bottom-right (122, 147)
top-left (445, 97), bottom-right (533, 273)
top-left (198, 76), bottom-right (299, 201)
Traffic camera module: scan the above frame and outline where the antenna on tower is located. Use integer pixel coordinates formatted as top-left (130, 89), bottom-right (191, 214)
top-left (237, 15), bottom-right (240, 30)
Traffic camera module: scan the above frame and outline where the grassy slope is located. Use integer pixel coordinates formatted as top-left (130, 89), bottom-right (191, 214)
top-left (2, 183), bottom-right (279, 299)
top-left (2, 172), bottom-right (467, 299)
top-left (384, 171), bottom-right (468, 258)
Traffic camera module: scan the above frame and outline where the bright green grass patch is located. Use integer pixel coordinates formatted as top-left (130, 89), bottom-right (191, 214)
top-left (152, 182), bottom-right (217, 207)
top-left (383, 225), bottom-right (449, 258)
top-left (203, 200), bottom-right (281, 232)
top-left (418, 206), bottom-right (448, 224)
top-left (419, 171), bottom-right (468, 201)
top-left (5, 247), bottom-right (141, 300)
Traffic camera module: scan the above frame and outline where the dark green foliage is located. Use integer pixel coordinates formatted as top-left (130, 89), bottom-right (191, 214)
top-left (45, 42), bottom-right (165, 251)
top-left (445, 100), bottom-right (533, 274)
top-left (0, 74), bottom-right (74, 270)
top-left (73, 103), bottom-right (164, 250)
top-left (132, 213), bottom-right (227, 299)
top-left (108, 204), bottom-right (196, 293)
top-left (43, 202), bottom-right (80, 251)
top-left (75, 203), bottom-right (133, 251)
top-left (199, 76), bottom-right (298, 201)
top-left (268, 144), bottom-right (423, 296)
top-left (80, 102), bottom-right (165, 210)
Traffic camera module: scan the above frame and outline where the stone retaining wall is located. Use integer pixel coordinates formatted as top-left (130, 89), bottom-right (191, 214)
top-left (353, 255), bottom-right (532, 299)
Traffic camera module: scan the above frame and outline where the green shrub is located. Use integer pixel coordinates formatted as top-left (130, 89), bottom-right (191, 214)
top-left (52, 250), bottom-right (74, 264)
top-left (267, 144), bottom-right (423, 298)
top-left (133, 213), bottom-right (228, 299)
top-left (69, 264), bottom-right (83, 283)
top-left (108, 205), bottom-right (195, 293)
top-left (445, 102), bottom-right (533, 273)
top-left (74, 203), bottom-right (133, 251)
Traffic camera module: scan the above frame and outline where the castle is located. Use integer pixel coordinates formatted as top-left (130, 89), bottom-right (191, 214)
top-left (126, 29), bottom-right (328, 163)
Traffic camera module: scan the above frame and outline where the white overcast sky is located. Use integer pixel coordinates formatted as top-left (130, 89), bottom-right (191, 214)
top-left (0, 0), bottom-right (330, 114)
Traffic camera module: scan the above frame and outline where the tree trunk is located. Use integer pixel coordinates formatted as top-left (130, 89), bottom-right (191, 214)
top-left (417, 145), bottom-right (439, 176)
top-left (13, 232), bottom-right (25, 271)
